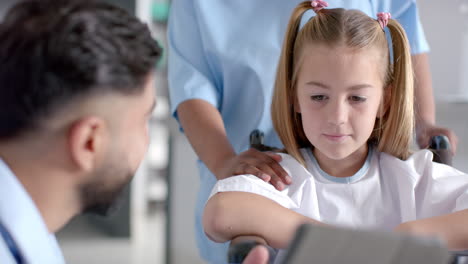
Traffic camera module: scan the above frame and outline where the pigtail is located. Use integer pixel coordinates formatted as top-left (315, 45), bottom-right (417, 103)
top-left (271, 2), bottom-right (313, 165)
top-left (378, 20), bottom-right (414, 160)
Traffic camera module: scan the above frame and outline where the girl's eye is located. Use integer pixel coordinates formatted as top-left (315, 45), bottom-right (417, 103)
top-left (349, 95), bottom-right (366, 102)
top-left (311, 95), bottom-right (327, 101)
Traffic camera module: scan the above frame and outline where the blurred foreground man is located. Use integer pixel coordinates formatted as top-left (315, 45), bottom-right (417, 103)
top-left (0, 1), bottom-right (161, 263)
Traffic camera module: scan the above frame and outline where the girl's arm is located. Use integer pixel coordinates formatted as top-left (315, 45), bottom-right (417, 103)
top-left (395, 209), bottom-right (468, 250)
top-left (203, 191), bottom-right (323, 249)
top-left (231, 235), bottom-right (268, 246)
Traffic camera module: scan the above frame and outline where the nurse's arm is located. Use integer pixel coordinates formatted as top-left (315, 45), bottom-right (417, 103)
top-left (177, 99), bottom-right (290, 188)
top-left (394, 209), bottom-right (468, 250)
top-left (203, 191), bottom-right (323, 249)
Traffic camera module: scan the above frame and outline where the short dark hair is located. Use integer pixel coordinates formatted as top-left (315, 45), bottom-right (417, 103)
top-left (0, 0), bottom-right (162, 139)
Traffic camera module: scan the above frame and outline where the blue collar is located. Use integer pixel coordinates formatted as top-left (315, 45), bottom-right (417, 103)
top-left (306, 147), bottom-right (373, 183)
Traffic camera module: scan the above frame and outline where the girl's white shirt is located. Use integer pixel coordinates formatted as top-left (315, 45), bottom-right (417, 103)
top-left (209, 148), bottom-right (468, 261)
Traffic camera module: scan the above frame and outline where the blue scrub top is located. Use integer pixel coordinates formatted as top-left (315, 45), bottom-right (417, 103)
top-left (168, 0), bottom-right (429, 262)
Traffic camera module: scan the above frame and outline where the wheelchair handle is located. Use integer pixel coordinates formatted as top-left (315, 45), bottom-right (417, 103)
top-left (429, 135), bottom-right (453, 166)
top-left (250, 129), bottom-right (264, 146)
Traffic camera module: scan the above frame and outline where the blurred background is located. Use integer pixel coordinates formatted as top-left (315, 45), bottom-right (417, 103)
top-left (1, 0), bottom-right (468, 263)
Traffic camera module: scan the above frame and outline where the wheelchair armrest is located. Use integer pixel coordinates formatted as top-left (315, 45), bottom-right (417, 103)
top-left (228, 240), bottom-right (276, 264)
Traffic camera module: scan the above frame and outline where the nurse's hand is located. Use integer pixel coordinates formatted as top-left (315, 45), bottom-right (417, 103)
top-left (243, 245), bottom-right (270, 264)
top-left (214, 148), bottom-right (291, 190)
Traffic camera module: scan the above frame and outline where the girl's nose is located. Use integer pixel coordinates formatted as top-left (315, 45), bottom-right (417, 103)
top-left (327, 99), bottom-right (348, 126)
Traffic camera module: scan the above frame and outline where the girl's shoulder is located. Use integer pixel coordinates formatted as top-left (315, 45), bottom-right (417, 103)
top-left (378, 149), bottom-right (466, 181)
top-left (276, 151), bottom-right (307, 169)
top-left (275, 150), bottom-right (314, 181)
top-left (379, 149), bottom-right (433, 170)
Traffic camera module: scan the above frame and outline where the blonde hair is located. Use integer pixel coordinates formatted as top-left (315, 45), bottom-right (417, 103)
top-left (271, 2), bottom-right (414, 165)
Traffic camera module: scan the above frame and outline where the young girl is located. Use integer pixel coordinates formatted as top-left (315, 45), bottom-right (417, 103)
top-left (203, 0), bottom-right (468, 262)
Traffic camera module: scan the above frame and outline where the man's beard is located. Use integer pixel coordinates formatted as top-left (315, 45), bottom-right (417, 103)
top-left (79, 164), bottom-right (135, 217)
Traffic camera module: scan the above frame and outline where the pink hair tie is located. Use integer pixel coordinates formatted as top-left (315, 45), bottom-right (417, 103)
top-left (311, 0), bottom-right (328, 13)
top-left (377, 12), bottom-right (391, 30)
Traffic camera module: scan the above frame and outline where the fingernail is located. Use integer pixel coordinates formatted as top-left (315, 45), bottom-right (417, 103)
top-left (276, 181), bottom-right (285, 190)
top-left (285, 175), bottom-right (292, 184)
top-left (261, 174), bottom-right (271, 181)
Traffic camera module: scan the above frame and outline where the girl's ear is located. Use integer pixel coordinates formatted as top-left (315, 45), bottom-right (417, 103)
top-left (377, 84), bottom-right (392, 118)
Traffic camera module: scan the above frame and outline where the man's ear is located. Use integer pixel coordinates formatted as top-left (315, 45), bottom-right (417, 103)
top-left (67, 116), bottom-right (108, 172)
top-left (377, 84), bottom-right (392, 118)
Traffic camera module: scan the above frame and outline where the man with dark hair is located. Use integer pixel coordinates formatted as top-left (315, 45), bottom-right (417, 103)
top-left (0, 0), bottom-right (161, 263)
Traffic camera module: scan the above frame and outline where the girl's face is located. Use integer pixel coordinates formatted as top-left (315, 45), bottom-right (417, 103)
top-left (295, 44), bottom-right (386, 163)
